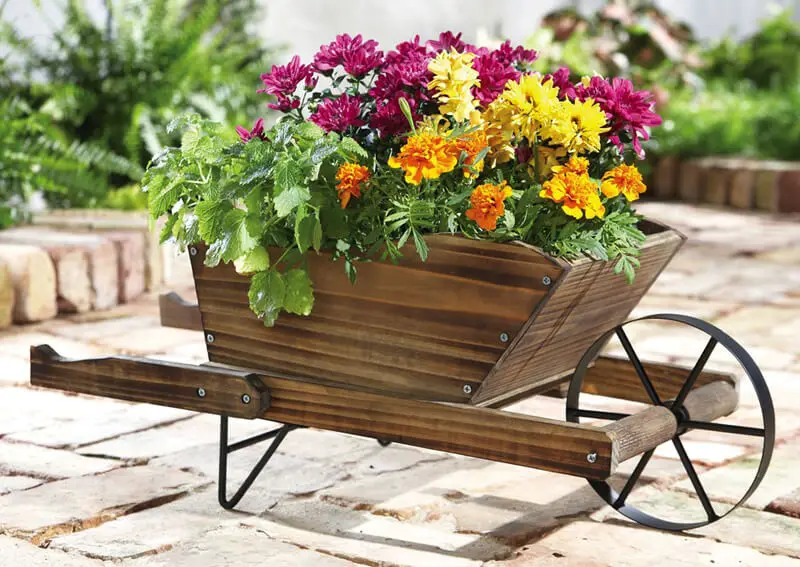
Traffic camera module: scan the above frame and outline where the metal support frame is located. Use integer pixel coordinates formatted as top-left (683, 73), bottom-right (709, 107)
top-left (218, 415), bottom-right (301, 510)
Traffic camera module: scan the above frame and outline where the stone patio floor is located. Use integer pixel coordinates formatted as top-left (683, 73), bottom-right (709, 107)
top-left (1, 202), bottom-right (799, 566)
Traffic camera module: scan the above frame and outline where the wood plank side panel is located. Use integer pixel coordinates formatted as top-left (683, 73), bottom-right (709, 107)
top-left (474, 230), bottom-right (685, 405)
top-left (191, 235), bottom-right (564, 402)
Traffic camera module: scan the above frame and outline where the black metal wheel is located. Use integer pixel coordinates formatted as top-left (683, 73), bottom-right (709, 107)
top-left (566, 313), bottom-right (775, 531)
top-left (377, 439), bottom-right (392, 447)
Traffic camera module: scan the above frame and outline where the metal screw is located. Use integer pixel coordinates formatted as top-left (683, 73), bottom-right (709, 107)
top-left (542, 275), bottom-right (552, 286)
top-left (463, 384), bottom-right (473, 395)
top-left (241, 394), bottom-right (251, 404)
top-left (189, 247), bottom-right (197, 257)
top-left (197, 387), bottom-right (206, 398)
top-left (499, 332), bottom-right (509, 343)
top-left (586, 451), bottom-right (598, 464)
top-left (206, 333), bottom-right (215, 344)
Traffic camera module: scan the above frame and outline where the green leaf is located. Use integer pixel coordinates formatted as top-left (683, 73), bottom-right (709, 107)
top-left (504, 209), bottom-right (515, 229)
top-left (295, 122), bottom-right (324, 141)
top-left (196, 200), bottom-right (233, 242)
top-left (248, 270), bottom-right (286, 325)
top-left (272, 121), bottom-right (293, 146)
top-left (147, 176), bottom-right (182, 218)
top-left (446, 188), bottom-right (472, 206)
top-left (283, 269), bottom-right (314, 316)
top-left (340, 136), bottom-right (369, 159)
top-left (311, 141), bottom-right (338, 165)
top-left (274, 185), bottom-right (311, 217)
top-left (218, 208), bottom-right (259, 263)
top-left (159, 214), bottom-right (179, 244)
top-left (273, 157), bottom-right (303, 194)
top-left (412, 229), bottom-right (429, 262)
top-left (234, 246), bottom-right (270, 275)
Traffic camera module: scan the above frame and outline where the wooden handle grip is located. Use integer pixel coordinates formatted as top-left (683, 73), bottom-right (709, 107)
top-left (159, 292), bottom-right (203, 331)
top-left (30, 345), bottom-right (268, 419)
top-left (605, 380), bottom-right (740, 468)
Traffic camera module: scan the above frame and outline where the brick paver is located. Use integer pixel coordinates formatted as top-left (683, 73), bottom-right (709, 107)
top-left (0, 202), bottom-right (799, 565)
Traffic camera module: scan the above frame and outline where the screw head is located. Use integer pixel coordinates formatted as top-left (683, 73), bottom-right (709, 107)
top-left (197, 387), bottom-right (206, 398)
top-left (586, 451), bottom-right (598, 464)
top-left (189, 247), bottom-right (197, 257)
top-left (463, 384), bottom-right (473, 395)
top-left (206, 333), bottom-right (215, 344)
top-left (499, 332), bottom-right (509, 343)
top-left (241, 394), bottom-right (251, 404)
top-left (542, 275), bottom-right (552, 286)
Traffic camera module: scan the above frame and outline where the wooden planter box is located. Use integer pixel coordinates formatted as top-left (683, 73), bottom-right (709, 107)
top-left (191, 220), bottom-right (684, 407)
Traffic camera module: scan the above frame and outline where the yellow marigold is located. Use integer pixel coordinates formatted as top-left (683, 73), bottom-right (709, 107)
top-left (428, 49), bottom-right (480, 123)
top-left (451, 128), bottom-right (489, 178)
top-left (387, 133), bottom-right (458, 185)
top-left (335, 162), bottom-right (370, 208)
top-left (551, 155), bottom-right (590, 176)
top-left (540, 170), bottom-right (605, 220)
top-left (548, 98), bottom-right (610, 155)
top-left (601, 163), bottom-right (647, 201)
top-left (493, 74), bottom-right (564, 143)
top-left (466, 181), bottom-right (513, 231)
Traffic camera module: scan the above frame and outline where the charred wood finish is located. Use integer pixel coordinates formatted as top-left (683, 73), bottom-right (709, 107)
top-left (190, 235), bottom-right (563, 403)
top-left (30, 345), bottom-right (268, 419)
top-left (159, 292), bottom-right (203, 331)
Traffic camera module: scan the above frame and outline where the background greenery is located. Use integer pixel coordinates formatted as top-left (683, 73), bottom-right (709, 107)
top-left (0, 0), bottom-right (274, 225)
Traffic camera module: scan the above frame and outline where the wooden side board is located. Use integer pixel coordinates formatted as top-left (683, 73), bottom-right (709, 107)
top-left (191, 235), bottom-right (563, 403)
top-left (159, 292), bottom-right (203, 331)
top-left (472, 224), bottom-right (686, 406)
top-left (30, 346), bottom-right (614, 480)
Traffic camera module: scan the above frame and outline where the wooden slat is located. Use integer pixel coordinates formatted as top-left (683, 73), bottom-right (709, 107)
top-left (473, 224), bottom-right (685, 405)
top-left (579, 356), bottom-right (737, 404)
top-left (29, 345), bottom-right (267, 419)
top-left (159, 292), bottom-right (203, 331)
top-left (30, 347), bottom-right (614, 480)
top-left (191, 235), bottom-right (563, 402)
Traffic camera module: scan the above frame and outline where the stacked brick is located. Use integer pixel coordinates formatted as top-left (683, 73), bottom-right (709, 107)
top-left (650, 156), bottom-right (800, 213)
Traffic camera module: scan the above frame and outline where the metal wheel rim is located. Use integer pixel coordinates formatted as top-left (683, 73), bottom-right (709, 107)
top-left (566, 313), bottom-right (775, 531)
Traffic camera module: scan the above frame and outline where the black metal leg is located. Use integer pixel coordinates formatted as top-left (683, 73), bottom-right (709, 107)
top-left (218, 415), bottom-right (299, 510)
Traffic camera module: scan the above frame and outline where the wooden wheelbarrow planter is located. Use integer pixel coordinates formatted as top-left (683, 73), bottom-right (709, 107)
top-left (30, 221), bottom-right (775, 531)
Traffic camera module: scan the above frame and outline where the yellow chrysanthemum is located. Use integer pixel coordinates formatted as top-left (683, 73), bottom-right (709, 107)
top-left (466, 181), bottom-right (513, 231)
top-left (480, 100), bottom-right (515, 167)
top-left (548, 98), bottom-right (610, 155)
top-left (540, 169), bottom-right (605, 220)
top-left (492, 74), bottom-right (564, 143)
top-left (601, 163), bottom-right (647, 201)
top-left (427, 49), bottom-right (480, 123)
top-left (387, 133), bottom-right (458, 185)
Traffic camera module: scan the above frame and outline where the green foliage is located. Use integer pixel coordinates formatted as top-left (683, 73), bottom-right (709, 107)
top-left (0, 0), bottom-right (274, 207)
top-left (146, 115), bottom-right (647, 325)
top-left (0, 97), bottom-right (140, 227)
top-left (703, 9), bottom-right (800, 90)
top-left (657, 84), bottom-right (800, 161)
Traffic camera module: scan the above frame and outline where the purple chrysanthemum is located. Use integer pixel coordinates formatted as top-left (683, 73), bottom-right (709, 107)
top-left (472, 51), bottom-right (520, 107)
top-left (313, 34), bottom-right (384, 78)
top-left (546, 67), bottom-right (577, 100)
top-left (370, 95), bottom-right (422, 138)
top-left (258, 55), bottom-right (315, 97)
top-left (427, 31), bottom-right (474, 53)
top-left (493, 40), bottom-right (538, 67)
top-left (309, 94), bottom-right (366, 132)
top-left (384, 34), bottom-right (429, 66)
top-left (235, 118), bottom-right (267, 143)
top-left (576, 76), bottom-right (662, 158)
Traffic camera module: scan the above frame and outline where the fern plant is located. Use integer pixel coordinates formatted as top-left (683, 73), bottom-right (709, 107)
top-left (0, 97), bottom-right (140, 227)
top-left (1, 0), bottom-right (274, 206)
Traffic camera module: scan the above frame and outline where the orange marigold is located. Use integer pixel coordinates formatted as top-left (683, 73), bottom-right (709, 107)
top-left (388, 133), bottom-right (458, 185)
top-left (466, 181), bottom-right (513, 231)
top-left (335, 162), bottom-right (370, 208)
top-left (450, 128), bottom-right (489, 178)
top-left (601, 163), bottom-right (647, 202)
top-left (540, 170), bottom-right (605, 220)
top-left (551, 155), bottom-right (590, 176)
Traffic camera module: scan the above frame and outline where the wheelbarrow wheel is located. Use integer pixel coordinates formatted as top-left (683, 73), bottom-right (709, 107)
top-left (566, 313), bottom-right (775, 531)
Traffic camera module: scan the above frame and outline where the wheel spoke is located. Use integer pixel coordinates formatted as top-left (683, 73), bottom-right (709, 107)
top-left (568, 409), bottom-right (631, 422)
top-left (673, 437), bottom-right (717, 521)
top-left (683, 420), bottom-right (765, 437)
top-left (615, 449), bottom-right (654, 508)
top-left (616, 328), bottom-right (662, 405)
top-left (672, 338), bottom-right (718, 411)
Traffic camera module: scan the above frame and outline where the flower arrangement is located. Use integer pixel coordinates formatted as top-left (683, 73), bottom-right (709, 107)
top-left (144, 31), bottom-right (662, 326)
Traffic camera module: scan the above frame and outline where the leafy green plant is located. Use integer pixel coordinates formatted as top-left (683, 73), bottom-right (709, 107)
top-left (0, 97), bottom-right (139, 227)
top-left (1, 0), bottom-right (274, 206)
